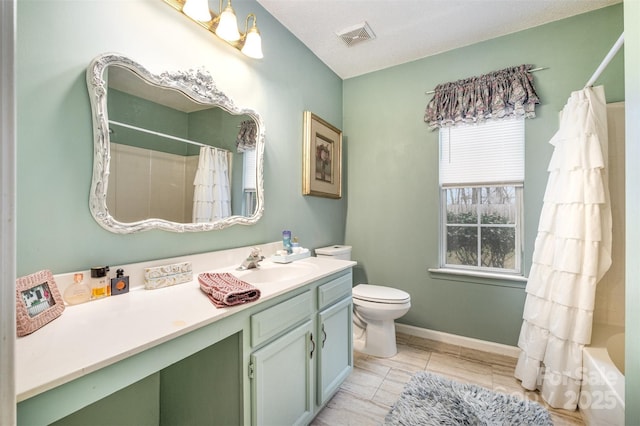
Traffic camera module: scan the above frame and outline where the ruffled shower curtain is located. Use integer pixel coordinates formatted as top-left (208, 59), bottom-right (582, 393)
top-left (192, 146), bottom-right (231, 222)
top-left (515, 86), bottom-right (612, 409)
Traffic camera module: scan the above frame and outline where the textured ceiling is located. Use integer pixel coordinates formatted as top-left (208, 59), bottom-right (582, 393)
top-left (257, 0), bottom-right (621, 79)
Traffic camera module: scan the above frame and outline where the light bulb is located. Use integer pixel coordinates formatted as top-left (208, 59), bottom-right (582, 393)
top-left (215, 3), bottom-right (240, 42)
top-left (241, 27), bottom-right (263, 59)
top-left (182, 0), bottom-right (211, 22)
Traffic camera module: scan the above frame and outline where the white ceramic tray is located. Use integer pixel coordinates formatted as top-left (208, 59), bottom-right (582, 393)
top-left (269, 250), bottom-right (311, 264)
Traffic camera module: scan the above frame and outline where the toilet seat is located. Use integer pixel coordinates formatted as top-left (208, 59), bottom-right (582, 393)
top-left (352, 284), bottom-right (410, 304)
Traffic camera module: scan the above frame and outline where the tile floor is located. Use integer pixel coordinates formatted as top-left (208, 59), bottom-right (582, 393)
top-left (311, 333), bottom-right (585, 426)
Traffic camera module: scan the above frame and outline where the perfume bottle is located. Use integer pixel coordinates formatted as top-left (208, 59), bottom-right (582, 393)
top-left (90, 266), bottom-right (110, 299)
top-left (63, 273), bottom-right (91, 305)
top-left (110, 268), bottom-right (129, 296)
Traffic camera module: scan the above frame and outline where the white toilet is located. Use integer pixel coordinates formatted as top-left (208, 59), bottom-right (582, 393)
top-left (315, 245), bottom-right (411, 358)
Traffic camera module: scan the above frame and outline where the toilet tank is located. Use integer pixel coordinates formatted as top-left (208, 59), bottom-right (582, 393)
top-left (315, 245), bottom-right (352, 261)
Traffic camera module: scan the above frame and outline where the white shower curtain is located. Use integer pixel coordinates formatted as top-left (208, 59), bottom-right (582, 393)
top-left (514, 86), bottom-right (612, 410)
top-left (192, 146), bottom-right (231, 222)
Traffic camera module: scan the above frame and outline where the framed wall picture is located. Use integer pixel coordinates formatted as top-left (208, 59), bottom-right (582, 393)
top-left (16, 269), bottom-right (65, 336)
top-left (302, 111), bottom-right (343, 198)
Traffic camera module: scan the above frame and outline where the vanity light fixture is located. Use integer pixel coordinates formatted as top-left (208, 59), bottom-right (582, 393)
top-left (164, 0), bottom-right (263, 59)
top-left (240, 14), bottom-right (263, 59)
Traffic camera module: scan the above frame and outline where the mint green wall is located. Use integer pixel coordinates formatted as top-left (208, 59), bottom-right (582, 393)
top-left (624, 0), bottom-right (639, 423)
top-left (50, 373), bottom-right (160, 426)
top-left (188, 108), bottom-right (245, 153)
top-left (160, 333), bottom-right (241, 425)
top-left (109, 89), bottom-right (245, 155)
top-left (109, 89), bottom-right (191, 156)
top-left (16, 0), bottom-right (345, 276)
top-left (343, 5), bottom-right (624, 345)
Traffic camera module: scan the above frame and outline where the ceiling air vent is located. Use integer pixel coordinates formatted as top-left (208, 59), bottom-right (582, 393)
top-left (336, 22), bottom-right (376, 47)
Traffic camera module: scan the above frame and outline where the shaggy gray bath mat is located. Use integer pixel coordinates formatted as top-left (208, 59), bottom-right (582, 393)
top-left (385, 372), bottom-right (553, 426)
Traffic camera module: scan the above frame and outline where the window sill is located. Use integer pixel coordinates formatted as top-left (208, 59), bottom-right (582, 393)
top-left (428, 268), bottom-right (527, 288)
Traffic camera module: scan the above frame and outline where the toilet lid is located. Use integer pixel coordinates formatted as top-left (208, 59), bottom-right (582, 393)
top-left (352, 284), bottom-right (410, 304)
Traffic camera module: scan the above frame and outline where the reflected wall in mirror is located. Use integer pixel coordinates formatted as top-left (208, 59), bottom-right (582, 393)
top-left (86, 53), bottom-right (264, 233)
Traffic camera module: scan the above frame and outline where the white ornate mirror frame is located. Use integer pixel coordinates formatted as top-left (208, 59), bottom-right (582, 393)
top-left (86, 53), bottom-right (265, 233)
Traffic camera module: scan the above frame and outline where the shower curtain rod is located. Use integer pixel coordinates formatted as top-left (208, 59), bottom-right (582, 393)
top-left (108, 120), bottom-right (229, 152)
top-left (584, 33), bottom-right (624, 88)
top-left (424, 67), bottom-right (547, 95)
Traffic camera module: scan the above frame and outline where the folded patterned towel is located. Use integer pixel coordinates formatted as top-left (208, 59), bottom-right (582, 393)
top-left (198, 272), bottom-right (261, 308)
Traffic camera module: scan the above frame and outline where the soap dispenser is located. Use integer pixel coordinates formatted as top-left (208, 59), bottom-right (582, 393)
top-left (63, 273), bottom-right (91, 305)
top-left (282, 230), bottom-right (292, 254)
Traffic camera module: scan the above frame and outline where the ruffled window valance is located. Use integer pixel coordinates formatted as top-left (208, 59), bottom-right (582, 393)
top-left (424, 64), bottom-right (540, 130)
top-left (236, 120), bottom-right (257, 152)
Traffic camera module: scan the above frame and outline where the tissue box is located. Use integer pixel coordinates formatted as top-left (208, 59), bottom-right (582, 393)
top-left (144, 261), bottom-right (193, 290)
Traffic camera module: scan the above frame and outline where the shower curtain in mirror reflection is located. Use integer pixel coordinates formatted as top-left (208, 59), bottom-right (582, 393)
top-left (515, 86), bottom-right (612, 410)
top-left (193, 147), bottom-right (231, 222)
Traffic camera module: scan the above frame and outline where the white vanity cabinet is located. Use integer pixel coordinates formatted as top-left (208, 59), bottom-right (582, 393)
top-left (249, 273), bottom-right (353, 426)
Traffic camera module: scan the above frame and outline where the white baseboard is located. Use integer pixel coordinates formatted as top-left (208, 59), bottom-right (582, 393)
top-left (395, 323), bottom-right (521, 358)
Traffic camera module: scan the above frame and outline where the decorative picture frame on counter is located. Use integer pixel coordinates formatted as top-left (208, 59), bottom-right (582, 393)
top-left (16, 269), bottom-right (65, 337)
top-left (302, 111), bottom-right (343, 199)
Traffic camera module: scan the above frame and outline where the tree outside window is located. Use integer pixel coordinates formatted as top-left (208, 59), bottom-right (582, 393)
top-left (444, 185), bottom-right (520, 272)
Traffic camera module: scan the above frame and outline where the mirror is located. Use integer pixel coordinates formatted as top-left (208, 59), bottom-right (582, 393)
top-left (86, 53), bottom-right (264, 233)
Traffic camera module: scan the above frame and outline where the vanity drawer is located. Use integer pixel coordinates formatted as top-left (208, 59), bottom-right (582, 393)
top-left (317, 273), bottom-right (352, 310)
top-left (251, 291), bottom-right (312, 347)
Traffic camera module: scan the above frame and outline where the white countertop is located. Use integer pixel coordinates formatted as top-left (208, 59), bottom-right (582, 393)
top-left (16, 252), bottom-right (355, 402)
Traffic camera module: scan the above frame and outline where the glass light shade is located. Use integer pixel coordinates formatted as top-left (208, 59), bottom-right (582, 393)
top-left (182, 0), bottom-right (211, 22)
top-left (215, 6), bottom-right (241, 42)
top-left (241, 28), bottom-right (263, 59)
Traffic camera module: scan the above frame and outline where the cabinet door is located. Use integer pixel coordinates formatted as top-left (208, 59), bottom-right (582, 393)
top-left (317, 297), bottom-right (353, 405)
top-left (251, 320), bottom-right (314, 426)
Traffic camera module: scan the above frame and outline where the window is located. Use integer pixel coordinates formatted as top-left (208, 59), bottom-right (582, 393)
top-left (439, 119), bottom-right (524, 275)
top-left (242, 149), bottom-right (257, 215)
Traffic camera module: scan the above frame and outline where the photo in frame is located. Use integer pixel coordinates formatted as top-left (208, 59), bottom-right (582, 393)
top-left (302, 111), bottom-right (343, 198)
top-left (16, 269), bottom-right (65, 337)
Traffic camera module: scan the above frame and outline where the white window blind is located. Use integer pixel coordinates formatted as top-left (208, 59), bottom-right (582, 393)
top-left (439, 118), bottom-right (525, 185)
top-left (243, 149), bottom-right (257, 190)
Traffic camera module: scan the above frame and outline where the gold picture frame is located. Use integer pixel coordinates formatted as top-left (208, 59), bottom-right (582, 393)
top-left (302, 111), bottom-right (343, 198)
